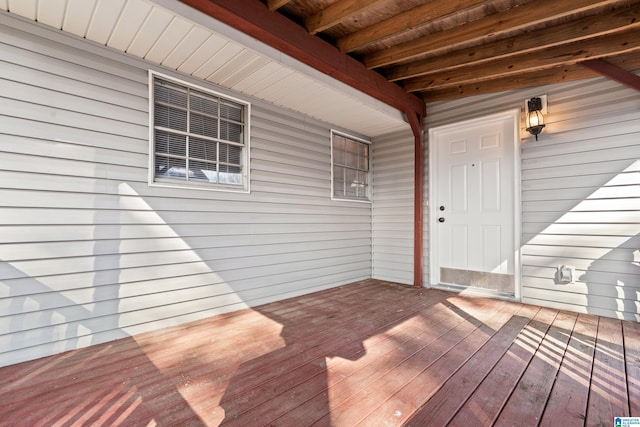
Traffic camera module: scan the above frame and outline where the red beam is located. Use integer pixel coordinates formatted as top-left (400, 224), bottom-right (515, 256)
top-left (580, 59), bottom-right (640, 92)
top-left (178, 0), bottom-right (426, 120)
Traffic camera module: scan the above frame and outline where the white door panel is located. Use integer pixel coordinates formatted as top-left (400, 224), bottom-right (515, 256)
top-left (430, 110), bottom-right (519, 296)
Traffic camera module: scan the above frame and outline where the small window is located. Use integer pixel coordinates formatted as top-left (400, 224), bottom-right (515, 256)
top-left (331, 131), bottom-right (371, 201)
top-left (149, 72), bottom-right (250, 192)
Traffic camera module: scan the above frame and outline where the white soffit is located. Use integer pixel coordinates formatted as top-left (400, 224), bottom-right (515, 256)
top-left (0, 0), bottom-right (409, 138)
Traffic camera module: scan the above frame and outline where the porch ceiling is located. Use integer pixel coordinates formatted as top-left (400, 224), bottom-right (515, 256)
top-left (5, 1), bottom-right (639, 138)
top-left (260, 0), bottom-right (640, 102)
top-left (0, 0), bottom-right (409, 138)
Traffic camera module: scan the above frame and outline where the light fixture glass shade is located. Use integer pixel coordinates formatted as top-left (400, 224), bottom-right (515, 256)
top-left (527, 109), bottom-right (543, 127)
top-left (526, 97), bottom-right (545, 140)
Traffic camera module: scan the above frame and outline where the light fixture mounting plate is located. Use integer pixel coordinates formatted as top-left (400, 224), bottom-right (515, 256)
top-left (525, 94), bottom-right (547, 115)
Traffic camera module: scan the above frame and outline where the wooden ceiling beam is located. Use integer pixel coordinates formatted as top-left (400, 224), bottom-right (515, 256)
top-left (422, 54), bottom-right (640, 102)
top-left (178, 0), bottom-right (425, 120)
top-left (306, 0), bottom-right (387, 35)
top-left (423, 65), bottom-right (599, 102)
top-left (363, 0), bottom-right (622, 69)
top-left (385, 3), bottom-right (640, 82)
top-left (337, 0), bottom-right (486, 53)
top-left (266, 0), bottom-right (292, 11)
top-left (402, 27), bottom-right (640, 92)
top-left (580, 59), bottom-right (640, 91)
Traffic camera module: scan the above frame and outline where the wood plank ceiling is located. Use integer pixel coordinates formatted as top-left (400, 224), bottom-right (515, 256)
top-left (264, 0), bottom-right (640, 102)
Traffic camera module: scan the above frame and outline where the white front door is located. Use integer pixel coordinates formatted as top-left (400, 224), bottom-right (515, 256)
top-left (429, 110), bottom-right (520, 297)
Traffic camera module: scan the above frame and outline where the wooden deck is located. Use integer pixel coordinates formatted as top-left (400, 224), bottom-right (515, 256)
top-left (1, 279), bottom-right (639, 426)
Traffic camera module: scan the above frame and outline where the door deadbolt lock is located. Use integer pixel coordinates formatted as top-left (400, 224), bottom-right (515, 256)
top-left (439, 206), bottom-right (445, 211)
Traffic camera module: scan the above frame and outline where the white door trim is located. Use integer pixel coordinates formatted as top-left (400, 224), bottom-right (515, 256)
top-left (428, 109), bottom-right (522, 300)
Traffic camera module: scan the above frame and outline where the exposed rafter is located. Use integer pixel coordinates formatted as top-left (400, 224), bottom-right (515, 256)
top-left (384, 3), bottom-right (640, 82)
top-left (363, 0), bottom-right (621, 69)
top-left (423, 54), bottom-right (640, 102)
top-left (336, 0), bottom-right (486, 53)
top-left (306, 0), bottom-right (387, 35)
top-left (266, 0), bottom-right (291, 11)
top-left (403, 27), bottom-right (640, 92)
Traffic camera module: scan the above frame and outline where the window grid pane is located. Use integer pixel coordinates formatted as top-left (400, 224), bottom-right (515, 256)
top-left (332, 133), bottom-right (371, 201)
top-left (155, 156), bottom-right (186, 178)
top-left (153, 77), bottom-right (246, 188)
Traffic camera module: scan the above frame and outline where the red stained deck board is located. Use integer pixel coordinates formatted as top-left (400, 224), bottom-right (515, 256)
top-left (223, 310), bottom-right (440, 422)
top-left (360, 299), bottom-right (524, 426)
top-left (2, 290), bottom-right (313, 398)
top-left (624, 320), bottom-right (640, 416)
top-left (232, 298), bottom-right (457, 426)
top-left (6, 289), bottom-right (319, 421)
top-left (199, 285), bottom-right (458, 426)
top-left (1, 279), bottom-right (640, 427)
top-left (448, 307), bottom-right (559, 426)
top-left (4, 304), bottom-right (294, 420)
top-left (403, 304), bottom-right (541, 426)
top-left (539, 313), bottom-right (598, 426)
top-left (3, 285), bottom-right (380, 423)
top-left (175, 281), bottom-right (441, 424)
top-left (216, 286), bottom-right (448, 400)
top-left (220, 303), bottom-right (449, 421)
top-left (587, 316), bottom-right (630, 426)
top-left (281, 298), bottom-right (497, 426)
top-left (321, 298), bottom-right (507, 426)
top-left (494, 311), bottom-right (579, 426)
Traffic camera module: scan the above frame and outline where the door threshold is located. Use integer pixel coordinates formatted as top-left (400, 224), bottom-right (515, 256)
top-left (432, 282), bottom-right (516, 301)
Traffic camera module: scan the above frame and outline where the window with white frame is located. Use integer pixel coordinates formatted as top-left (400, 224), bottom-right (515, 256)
top-left (150, 72), bottom-right (249, 191)
top-left (331, 131), bottom-right (371, 201)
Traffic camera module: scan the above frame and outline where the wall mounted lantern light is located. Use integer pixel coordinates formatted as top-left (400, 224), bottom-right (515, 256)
top-left (525, 97), bottom-right (545, 140)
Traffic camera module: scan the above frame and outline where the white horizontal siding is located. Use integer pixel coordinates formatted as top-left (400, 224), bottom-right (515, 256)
top-left (0, 14), bottom-right (372, 367)
top-left (426, 74), bottom-right (640, 321)
top-left (519, 77), bottom-right (640, 321)
top-left (372, 129), bottom-right (414, 285)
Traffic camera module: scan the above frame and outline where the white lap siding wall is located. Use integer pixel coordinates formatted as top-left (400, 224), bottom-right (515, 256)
top-left (371, 129), bottom-right (415, 285)
top-left (0, 14), bottom-right (372, 367)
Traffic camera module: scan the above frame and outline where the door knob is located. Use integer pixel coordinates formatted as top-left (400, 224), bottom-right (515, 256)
top-left (438, 217), bottom-right (445, 223)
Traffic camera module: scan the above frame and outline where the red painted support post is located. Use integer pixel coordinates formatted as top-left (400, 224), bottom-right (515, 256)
top-left (407, 111), bottom-right (425, 289)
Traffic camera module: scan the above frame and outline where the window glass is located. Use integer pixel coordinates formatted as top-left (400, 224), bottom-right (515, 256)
top-left (150, 73), bottom-right (249, 191)
top-left (332, 132), bottom-right (371, 201)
